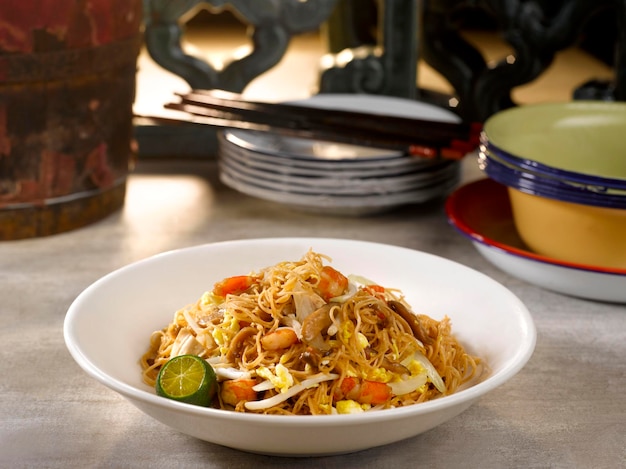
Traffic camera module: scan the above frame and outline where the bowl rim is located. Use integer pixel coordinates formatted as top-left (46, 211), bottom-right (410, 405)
top-left (481, 101), bottom-right (626, 188)
top-left (445, 179), bottom-right (626, 276)
top-left (484, 138), bottom-right (626, 190)
top-left (478, 150), bottom-right (626, 209)
top-left (63, 237), bottom-right (537, 426)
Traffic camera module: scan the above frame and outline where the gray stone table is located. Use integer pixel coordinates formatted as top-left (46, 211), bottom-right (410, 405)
top-left (1, 158), bottom-right (624, 468)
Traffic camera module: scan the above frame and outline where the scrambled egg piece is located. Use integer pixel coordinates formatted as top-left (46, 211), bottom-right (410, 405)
top-left (338, 323), bottom-right (368, 350)
top-left (369, 367), bottom-right (394, 383)
top-left (356, 332), bottom-right (369, 349)
top-left (211, 310), bottom-right (240, 355)
top-left (339, 321), bottom-right (354, 344)
top-left (407, 359), bottom-right (426, 377)
top-left (200, 291), bottom-right (221, 306)
top-left (257, 364), bottom-right (294, 393)
top-left (318, 403), bottom-right (332, 414)
top-left (336, 400), bottom-right (372, 414)
top-left (336, 400), bottom-right (364, 414)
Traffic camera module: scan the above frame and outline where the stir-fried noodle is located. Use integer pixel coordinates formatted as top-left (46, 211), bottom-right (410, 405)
top-left (141, 250), bottom-right (483, 414)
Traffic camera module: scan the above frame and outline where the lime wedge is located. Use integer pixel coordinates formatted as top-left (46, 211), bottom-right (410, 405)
top-left (156, 355), bottom-right (217, 407)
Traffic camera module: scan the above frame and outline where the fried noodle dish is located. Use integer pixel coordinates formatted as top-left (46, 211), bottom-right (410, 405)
top-left (141, 250), bottom-right (483, 415)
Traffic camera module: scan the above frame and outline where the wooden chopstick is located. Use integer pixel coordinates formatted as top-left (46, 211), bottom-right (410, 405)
top-left (150, 90), bottom-right (482, 160)
top-left (138, 112), bottom-right (468, 160)
top-left (164, 101), bottom-right (442, 146)
top-left (176, 89), bottom-right (480, 143)
top-left (138, 111), bottom-right (464, 159)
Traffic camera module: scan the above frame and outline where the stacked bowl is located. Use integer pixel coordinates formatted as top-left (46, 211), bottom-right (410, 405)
top-left (477, 101), bottom-right (626, 270)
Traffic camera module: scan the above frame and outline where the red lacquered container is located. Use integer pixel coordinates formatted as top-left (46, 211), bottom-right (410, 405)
top-left (0, 0), bottom-right (143, 239)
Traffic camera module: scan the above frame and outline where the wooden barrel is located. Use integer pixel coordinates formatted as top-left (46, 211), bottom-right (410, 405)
top-left (0, 0), bottom-right (143, 239)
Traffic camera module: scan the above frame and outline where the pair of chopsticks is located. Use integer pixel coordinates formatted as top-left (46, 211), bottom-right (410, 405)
top-left (146, 90), bottom-right (482, 160)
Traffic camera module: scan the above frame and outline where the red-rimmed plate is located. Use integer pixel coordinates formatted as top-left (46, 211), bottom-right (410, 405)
top-left (446, 178), bottom-right (626, 303)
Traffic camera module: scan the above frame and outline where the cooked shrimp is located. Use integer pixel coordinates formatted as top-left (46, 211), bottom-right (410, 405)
top-left (317, 266), bottom-right (348, 301)
top-left (334, 377), bottom-right (392, 405)
top-left (261, 328), bottom-right (298, 350)
top-left (213, 275), bottom-right (255, 297)
top-left (220, 378), bottom-right (258, 407)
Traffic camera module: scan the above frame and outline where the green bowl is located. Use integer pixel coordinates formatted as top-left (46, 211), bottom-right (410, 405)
top-left (483, 101), bottom-right (626, 186)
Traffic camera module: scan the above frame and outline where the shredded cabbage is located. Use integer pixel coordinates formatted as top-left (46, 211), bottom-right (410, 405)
top-left (182, 309), bottom-right (204, 336)
top-left (388, 374), bottom-right (428, 396)
top-left (405, 352), bottom-right (446, 393)
top-left (348, 274), bottom-right (377, 286)
top-left (212, 366), bottom-right (251, 381)
top-left (244, 373), bottom-right (339, 411)
top-left (252, 380), bottom-right (275, 392)
top-left (293, 281), bottom-right (326, 323)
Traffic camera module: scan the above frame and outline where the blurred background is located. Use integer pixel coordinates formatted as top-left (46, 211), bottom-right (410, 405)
top-left (134, 0), bottom-right (619, 158)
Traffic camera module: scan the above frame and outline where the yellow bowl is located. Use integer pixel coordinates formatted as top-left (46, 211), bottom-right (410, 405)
top-left (508, 188), bottom-right (626, 269)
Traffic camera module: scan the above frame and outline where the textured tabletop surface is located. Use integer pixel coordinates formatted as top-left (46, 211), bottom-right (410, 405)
top-left (1, 158), bottom-right (624, 468)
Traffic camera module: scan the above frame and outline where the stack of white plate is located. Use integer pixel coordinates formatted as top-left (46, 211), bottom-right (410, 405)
top-left (217, 94), bottom-right (463, 215)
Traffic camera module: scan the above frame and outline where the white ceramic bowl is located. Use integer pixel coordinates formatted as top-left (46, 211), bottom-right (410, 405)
top-left (64, 238), bottom-right (536, 456)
